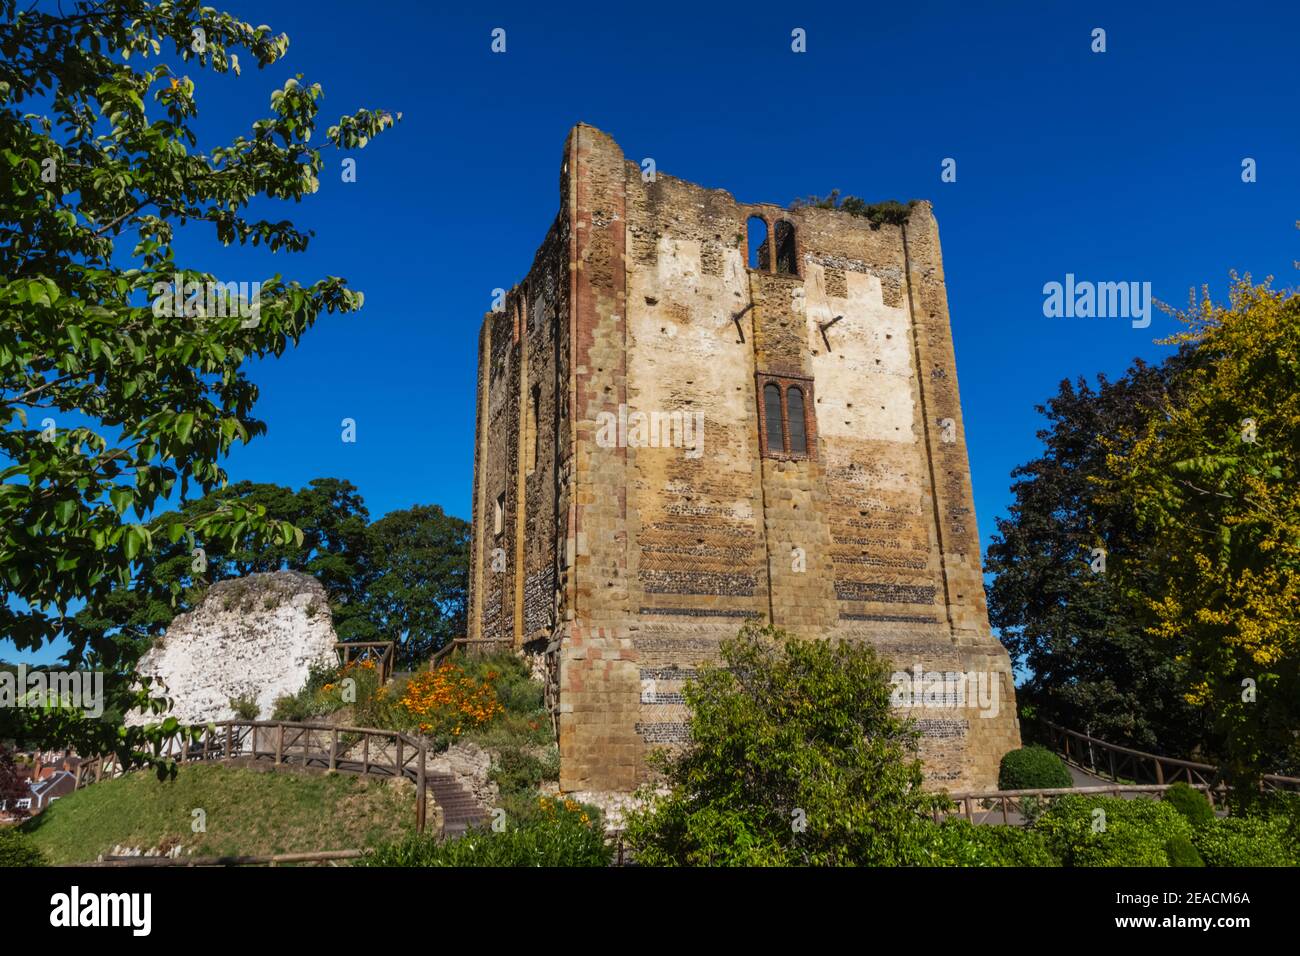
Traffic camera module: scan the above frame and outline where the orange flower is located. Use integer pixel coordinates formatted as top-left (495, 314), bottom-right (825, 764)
top-left (397, 661), bottom-right (503, 736)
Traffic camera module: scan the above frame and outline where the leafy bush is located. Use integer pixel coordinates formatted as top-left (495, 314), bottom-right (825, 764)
top-left (1165, 834), bottom-right (1205, 867)
top-left (459, 653), bottom-right (542, 713)
top-left (491, 747), bottom-right (553, 800)
top-left (273, 658), bottom-right (381, 722)
top-left (791, 191), bottom-right (919, 228)
top-left (1191, 817), bottom-right (1296, 867)
top-left (388, 661), bottom-right (503, 738)
top-left (998, 746), bottom-right (1072, 791)
top-left (229, 695), bottom-right (259, 720)
top-left (356, 652), bottom-right (548, 752)
top-left (1034, 795), bottom-right (1194, 867)
top-left (1163, 782), bottom-right (1215, 827)
top-left (918, 819), bottom-right (1059, 867)
top-left (0, 828), bottom-right (48, 867)
top-left (364, 797), bottom-right (609, 867)
top-left (624, 622), bottom-right (946, 866)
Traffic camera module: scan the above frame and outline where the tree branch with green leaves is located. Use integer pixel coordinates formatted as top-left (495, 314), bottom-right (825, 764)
top-left (0, 0), bottom-right (400, 761)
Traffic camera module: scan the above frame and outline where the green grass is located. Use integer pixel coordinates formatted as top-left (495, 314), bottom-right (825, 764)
top-left (21, 763), bottom-right (419, 865)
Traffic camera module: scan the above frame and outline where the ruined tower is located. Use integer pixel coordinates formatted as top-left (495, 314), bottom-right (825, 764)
top-left (468, 124), bottom-right (1020, 795)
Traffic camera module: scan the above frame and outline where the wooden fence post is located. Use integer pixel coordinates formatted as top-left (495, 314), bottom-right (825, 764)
top-left (329, 729), bottom-right (338, 771)
top-left (224, 724), bottom-right (232, 760)
top-left (416, 742), bottom-right (427, 833)
top-left (275, 725), bottom-right (283, 766)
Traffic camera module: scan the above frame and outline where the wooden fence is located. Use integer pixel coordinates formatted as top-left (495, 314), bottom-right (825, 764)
top-left (940, 782), bottom-right (1225, 826)
top-left (84, 848), bottom-right (368, 867)
top-left (73, 719), bottom-right (429, 832)
top-left (335, 641), bottom-right (396, 683)
top-left (1042, 720), bottom-right (1300, 792)
top-left (430, 636), bottom-right (513, 666)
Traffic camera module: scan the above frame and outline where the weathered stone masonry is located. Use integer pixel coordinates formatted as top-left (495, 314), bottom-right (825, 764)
top-left (468, 123), bottom-right (1020, 794)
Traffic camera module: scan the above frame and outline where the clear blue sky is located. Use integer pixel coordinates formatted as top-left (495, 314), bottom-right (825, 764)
top-left (8, 0), bottom-right (1299, 663)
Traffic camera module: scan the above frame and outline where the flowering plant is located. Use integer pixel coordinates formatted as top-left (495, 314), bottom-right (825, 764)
top-left (397, 662), bottom-right (504, 737)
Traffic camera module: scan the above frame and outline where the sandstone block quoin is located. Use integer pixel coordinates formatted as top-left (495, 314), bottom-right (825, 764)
top-left (467, 123), bottom-right (1021, 796)
top-left (129, 570), bottom-right (337, 726)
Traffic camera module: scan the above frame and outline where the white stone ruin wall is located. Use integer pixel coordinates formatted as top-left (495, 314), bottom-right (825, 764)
top-left (128, 570), bottom-right (338, 726)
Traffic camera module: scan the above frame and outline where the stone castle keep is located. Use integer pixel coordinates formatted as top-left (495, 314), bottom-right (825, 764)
top-left (468, 123), bottom-right (1020, 794)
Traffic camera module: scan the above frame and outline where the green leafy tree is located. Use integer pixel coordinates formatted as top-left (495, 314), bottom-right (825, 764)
top-left (69, 479), bottom-right (371, 656)
top-left (1101, 278), bottom-right (1300, 787)
top-left (363, 504), bottom-right (469, 666)
top-left (73, 485), bottom-right (465, 670)
top-left (623, 621), bottom-right (945, 866)
top-left (984, 357), bottom-right (1205, 754)
top-left (0, 0), bottom-right (399, 758)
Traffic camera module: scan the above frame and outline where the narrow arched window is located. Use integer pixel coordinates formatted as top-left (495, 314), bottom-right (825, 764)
top-left (757, 373), bottom-right (816, 460)
top-left (747, 216), bottom-right (770, 271)
top-left (764, 383), bottom-right (784, 453)
top-left (787, 386), bottom-right (806, 454)
top-left (773, 220), bottom-right (798, 276)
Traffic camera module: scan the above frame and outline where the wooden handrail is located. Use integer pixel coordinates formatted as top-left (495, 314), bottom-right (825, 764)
top-left (939, 783), bottom-right (1223, 827)
top-left (72, 719), bottom-right (430, 833)
top-left (85, 848), bottom-right (369, 867)
top-left (430, 636), bottom-right (512, 667)
top-left (1042, 720), bottom-right (1300, 790)
top-left (1045, 721), bottom-right (1216, 771)
top-left (335, 641), bottom-right (396, 683)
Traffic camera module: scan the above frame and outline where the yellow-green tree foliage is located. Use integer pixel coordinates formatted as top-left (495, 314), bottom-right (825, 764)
top-left (1102, 276), bottom-right (1299, 787)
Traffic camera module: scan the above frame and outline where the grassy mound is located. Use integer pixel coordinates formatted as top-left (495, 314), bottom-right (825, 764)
top-left (21, 763), bottom-right (418, 865)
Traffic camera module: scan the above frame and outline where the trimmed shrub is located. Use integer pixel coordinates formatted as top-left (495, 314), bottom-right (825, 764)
top-left (919, 818), bottom-right (1059, 867)
top-left (1162, 782), bottom-right (1215, 827)
top-left (364, 797), bottom-right (610, 867)
top-left (1164, 834), bottom-right (1205, 867)
top-left (998, 746), bottom-right (1073, 791)
top-left (0, 827), bottom-right (48, 867)
top-left (1034, 795), bottom-right (1194, 867)
top-left (1192, 817), bottom-right (1296, 868)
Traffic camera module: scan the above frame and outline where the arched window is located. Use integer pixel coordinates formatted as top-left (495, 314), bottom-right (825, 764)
top-left (786, 387), bottom-right (806, 454)
top-left (747, 216), bottom-right (770, 271)
top-left (764, 383), bottom-right (784, 453)
top-left (757, 374), bottom-right (816, 460)
top-left (773, 220), bottom-right (798, 276)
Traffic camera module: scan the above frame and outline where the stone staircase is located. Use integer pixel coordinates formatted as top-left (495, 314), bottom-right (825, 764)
top-left (427, 772), bottom-right (490, 838)
top-left (336, 729), bottom-right (490, 839)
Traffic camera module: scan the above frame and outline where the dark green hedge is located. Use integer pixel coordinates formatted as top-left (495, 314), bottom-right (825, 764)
top-left (998, 745), bottom-right (1073, 791)
top-left (1162, 782), bottom-right (1215, 827)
